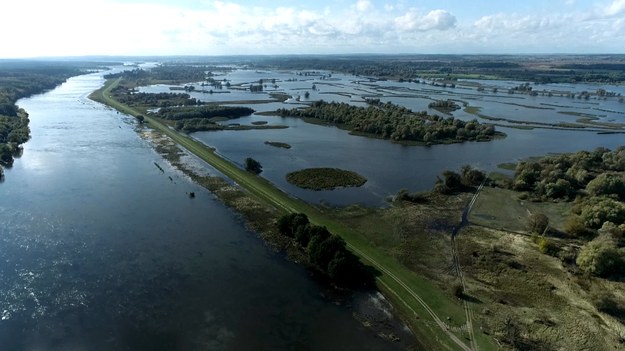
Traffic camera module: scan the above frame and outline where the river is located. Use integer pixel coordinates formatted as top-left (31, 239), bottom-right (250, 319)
top-left (0, 71), bottom-right (413, 350)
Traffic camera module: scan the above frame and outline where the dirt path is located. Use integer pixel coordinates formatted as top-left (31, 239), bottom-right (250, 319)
top-left (451, 180), bottom-right (486, 351)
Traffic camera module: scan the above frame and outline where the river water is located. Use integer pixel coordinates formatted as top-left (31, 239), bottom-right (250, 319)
top-left (0, 72), bottom-right (412, 350)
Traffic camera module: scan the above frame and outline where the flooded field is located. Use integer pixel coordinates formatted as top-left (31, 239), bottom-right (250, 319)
top-left (140, 69), bottom-right (625, 206)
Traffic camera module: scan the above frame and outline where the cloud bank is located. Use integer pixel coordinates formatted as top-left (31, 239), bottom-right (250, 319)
top-left (0, 0), bottom-right (623, 57)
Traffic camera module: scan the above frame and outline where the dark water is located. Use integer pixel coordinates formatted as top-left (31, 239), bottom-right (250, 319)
top-left (0, 72), bottom-right (412, 350)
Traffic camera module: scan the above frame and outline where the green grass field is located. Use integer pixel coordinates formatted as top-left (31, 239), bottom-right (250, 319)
top-left (93, 77), bottom-right (497, 351)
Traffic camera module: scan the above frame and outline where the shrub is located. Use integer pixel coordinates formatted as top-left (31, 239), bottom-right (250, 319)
top-left (580, 197), bottom-right (625, 229)
top-left (452, 283), bottom-right (465, 298)
top-left (576, 235), bottom-right (622, 276)
top-left (244, 157), bottom-right (263, 174)
top-left (586, 173), bottom-right (625, 199)
top-left (537, 237), bottom-right (558, 255)
top-left (528, 213), bottom-right (549, 234)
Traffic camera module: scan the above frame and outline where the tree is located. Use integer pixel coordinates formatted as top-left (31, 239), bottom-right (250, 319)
top-left (244, 157), bottom-right (262, 174)
top-left (304, 91), bottom-right (310, 99)
top-left (309, 235), bottom-right (346, 269)
top-left (277, 213), bottom-right (309, 237)
top-left (576, 235), bottom-right (622, 276)
top-left (136, 115), bottom-right (145, 123)
top-left (528, 213), bottom-right (549, 234)
top-left (564, 215), bottom-right (592, 237)
top-left (460, 165), bottom-right (485, 186)
top-left (586, 173), bottom-right (625, 199)
top-left (580, 197), bottom-right (625, 229)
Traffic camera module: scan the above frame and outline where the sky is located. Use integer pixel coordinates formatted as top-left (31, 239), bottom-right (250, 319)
top-left (1, 0), bottom-right (624, 58)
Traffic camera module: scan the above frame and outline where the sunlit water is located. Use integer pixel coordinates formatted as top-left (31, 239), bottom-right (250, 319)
top-left (0, 72), bottom-right (413, 350)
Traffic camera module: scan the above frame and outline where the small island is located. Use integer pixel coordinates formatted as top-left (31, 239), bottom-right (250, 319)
top-left (264, 141), bottom-right (291, 149)
top-left (286, 168), bottom-right (367, 190)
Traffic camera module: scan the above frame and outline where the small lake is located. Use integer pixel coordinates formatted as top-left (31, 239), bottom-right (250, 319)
top-left (0, 71), bottom-right (413, 350)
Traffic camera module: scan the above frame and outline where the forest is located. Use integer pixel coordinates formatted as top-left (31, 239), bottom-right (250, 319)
top-left (277, 100), bottom-right (498, 144)
top-left (0, 62), bottom-right (82, 172)
top-left (246, 54), bottom-right (625, 83)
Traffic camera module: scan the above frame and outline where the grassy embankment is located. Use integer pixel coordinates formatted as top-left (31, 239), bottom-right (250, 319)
top-left (92, 77), bottom-right (497, 351)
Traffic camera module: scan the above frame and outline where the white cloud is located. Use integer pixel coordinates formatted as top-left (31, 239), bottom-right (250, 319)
top-left (603, 0), bottom-right (625, 16)
top-left (0, 0), bottom-right (623, 57)
top-left (356, 0), bottom-right (373, 12)
top-left (395, 9), bottom-right (457, 32)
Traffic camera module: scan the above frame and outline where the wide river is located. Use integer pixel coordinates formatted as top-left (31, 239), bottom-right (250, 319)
top-left (0, 71), bottom-right (413, 350)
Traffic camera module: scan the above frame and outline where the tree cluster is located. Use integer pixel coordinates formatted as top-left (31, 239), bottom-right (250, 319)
top-left (433, 165), bottom-right (486, 194)
top-left (428, 99), bottom-right (460, 113)
top-left (277, 100), bottom-right (497, 144)
top-left (507, 147), bottom-right (625, 277)
top-left (244, 157), bottom-right (262, 174)
top-left (157, 105), bottom-right (254, 121)
top-left (277, 213), bottom-right (374, 288)
top-left (111, 88), bottom-right (200, 108)
top-left (512, 147), bottom-right (625, 202)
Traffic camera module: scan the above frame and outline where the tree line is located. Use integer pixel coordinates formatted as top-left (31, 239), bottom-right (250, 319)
top-left (1, 63), bottom-right (81, 174)
top-left (277, 213), bottom-right (375, 288)
top-left (277, 100), bottom-right (497, 144)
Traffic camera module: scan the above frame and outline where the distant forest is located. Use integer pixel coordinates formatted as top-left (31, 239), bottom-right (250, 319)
top-left (248, 55), bottom-right (625, 83)
top-left (0, 62), bottom-right (84, 174)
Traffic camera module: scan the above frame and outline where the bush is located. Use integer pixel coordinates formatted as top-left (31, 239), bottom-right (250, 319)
top-left (528, 213), bottom-right (549, 234)
top-left (461, 165), bottom-right (486, 186)
top-left (598, 222), bottom-right (625, 240)
top-left (537, 237), bottom-right (558, 255)
top-left (586, 173), bottom-right (625, 199)
top-left (576, 235), bottom-right (622, 276)
top-left (244, 157), bottom-right (262, 174)
top-left (580, 197), bottom-right (625, 229)
top-left (452, 283), bottom-right (464, 298)
top-left (564, 215), bottom-right (593, 238)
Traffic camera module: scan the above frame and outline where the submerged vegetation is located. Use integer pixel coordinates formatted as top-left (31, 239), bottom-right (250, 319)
top-left (286, 168), bottom-right (367, 190)
top-left (428, 99), bottom-right (461, 113)
top-left (278, 100), bottom-right (499, 145)
top-left (264, 141), bottom-right (291, 149)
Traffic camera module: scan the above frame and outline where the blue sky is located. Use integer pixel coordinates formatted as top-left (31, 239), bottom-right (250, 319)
top-left (1, 0), bottom-right (624, 57)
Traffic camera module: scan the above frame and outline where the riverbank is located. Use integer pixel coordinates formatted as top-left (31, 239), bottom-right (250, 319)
top-left (91, 77), bottom-right (497, 351)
